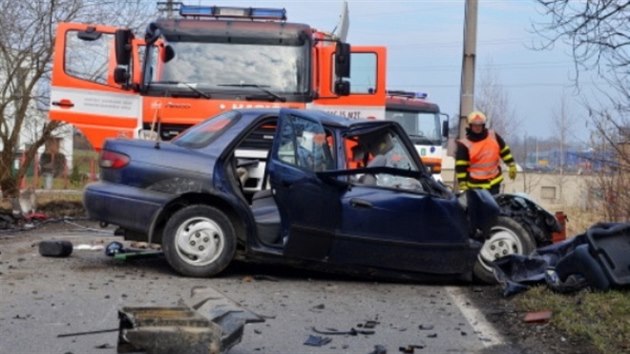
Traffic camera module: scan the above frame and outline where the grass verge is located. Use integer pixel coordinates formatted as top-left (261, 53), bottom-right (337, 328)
top-left (516, 286), bottom-right (630, 354)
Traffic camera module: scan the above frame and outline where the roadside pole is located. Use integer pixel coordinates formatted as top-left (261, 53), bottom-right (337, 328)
top-left (456, 0), bottom-right (479, 189)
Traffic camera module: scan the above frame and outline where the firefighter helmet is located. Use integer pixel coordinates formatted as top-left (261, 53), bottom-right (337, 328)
top-left (467, 111), bottom-right (487, 125)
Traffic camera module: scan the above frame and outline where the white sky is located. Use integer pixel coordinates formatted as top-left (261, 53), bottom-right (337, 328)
top-left (190, 0), bottom-right (601, 141)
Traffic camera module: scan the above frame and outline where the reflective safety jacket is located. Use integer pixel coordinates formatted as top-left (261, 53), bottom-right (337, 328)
top-left (455, 129), bottom-right (515, 190)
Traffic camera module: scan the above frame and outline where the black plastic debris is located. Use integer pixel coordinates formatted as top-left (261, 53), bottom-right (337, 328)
top-left (94, 343), bottom-right (114, 349)
top-left (312, 327), bottom-right (375, 336)
top-left (39, 240), bottom-right (73, 257)
top-left (493, 222), bottom-right (630, 296)
top-left (304, 335), bottom-right (332, 347)
top-left (399, 344), bottom-right (425, 353)
top-left (369, 344), bottom-right (387, 354)
top-left (358, 320), bottom-right (380, 329)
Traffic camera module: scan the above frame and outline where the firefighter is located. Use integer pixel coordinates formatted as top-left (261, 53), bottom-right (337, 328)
top-left (455, 111), bottom-right (517, 195)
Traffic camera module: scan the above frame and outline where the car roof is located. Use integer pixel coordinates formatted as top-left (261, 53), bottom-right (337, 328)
top-left (234, 108), bottom-right (394, 130)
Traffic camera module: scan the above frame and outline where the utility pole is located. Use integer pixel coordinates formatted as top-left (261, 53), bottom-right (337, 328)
top-left (458, 0), bottom-right (478, 140)
top-left (166, 0), bottom-right (174, 19)
top-left (455, 0), bottom-right (478, 189)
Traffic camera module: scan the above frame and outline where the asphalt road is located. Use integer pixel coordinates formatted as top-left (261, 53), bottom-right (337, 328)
top-left (0, 220), bottom-right (520, 354)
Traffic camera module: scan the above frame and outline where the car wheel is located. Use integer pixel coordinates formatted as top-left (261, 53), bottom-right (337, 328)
top-left (162, 205), bottom-right (236, 277)
top-left (473, 216), bottom-right (536, 284)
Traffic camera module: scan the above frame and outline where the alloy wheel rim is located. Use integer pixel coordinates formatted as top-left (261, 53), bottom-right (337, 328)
top-left (478, 226), bottom-right (523, 273)
top-left (174, 216), bottom-right (225, 266)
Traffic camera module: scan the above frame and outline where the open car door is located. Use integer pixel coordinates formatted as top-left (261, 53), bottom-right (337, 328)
top-left (49, 23), bottom-right (142, 150)
top-left (267, 108), bottom-right (341, 261)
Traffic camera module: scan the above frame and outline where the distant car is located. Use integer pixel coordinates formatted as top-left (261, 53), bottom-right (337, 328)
top-left (85, 108), bottom-right (537, 282)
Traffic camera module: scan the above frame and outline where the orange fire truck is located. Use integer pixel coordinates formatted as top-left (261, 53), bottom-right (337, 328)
top-left (385, 91), bottom-right (449, 180)
top-left (49, 3), bottom-right (386, 151)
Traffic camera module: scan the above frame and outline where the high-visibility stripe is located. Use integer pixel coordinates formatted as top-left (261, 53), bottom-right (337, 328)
top-left (468, 174), bottom-right (504, 189)
top-left (460, 130), bottom-right (501, 181)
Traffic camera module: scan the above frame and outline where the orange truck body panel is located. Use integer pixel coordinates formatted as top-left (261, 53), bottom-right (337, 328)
top-left (50, 20), bottom-right (387, 151)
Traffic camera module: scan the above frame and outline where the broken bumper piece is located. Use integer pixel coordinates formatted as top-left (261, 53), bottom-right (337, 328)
top-left (117, 286), bottom-right (264, 354)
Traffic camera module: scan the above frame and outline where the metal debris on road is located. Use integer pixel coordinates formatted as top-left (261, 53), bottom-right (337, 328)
top-left (369, 344), bottom-right (388, 354)
top-left (399, 344), bottom-right (425, 353)
top-left (58, 328), bottom-right (119, 338)
top-left (357, 320), bottom-right (380, 329)
top-left (303, 335), bottom-right (332, 347)
top-left (118, 286), bottom-right (264, 354)
top-left (311, 327), bottom-right (375, 336)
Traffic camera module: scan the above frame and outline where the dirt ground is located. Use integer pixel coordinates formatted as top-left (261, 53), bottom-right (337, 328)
top-left (0, 201), bottom-right (603, 354)
top-left (463, 286), bottom-right (600, 354)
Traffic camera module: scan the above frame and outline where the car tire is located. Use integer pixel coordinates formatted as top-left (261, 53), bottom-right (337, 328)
top-left (473, 216), bottom-right (536, 284)
top-left (162, 205), bottom-right (236, 278)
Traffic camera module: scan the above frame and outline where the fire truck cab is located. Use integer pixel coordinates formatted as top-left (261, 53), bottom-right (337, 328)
top-left (385, 91), bottom-right (449, 180)
top-left (49, 3), bottom-right (386, 150)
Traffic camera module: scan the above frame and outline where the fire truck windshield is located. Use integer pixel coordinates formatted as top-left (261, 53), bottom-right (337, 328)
top-left (386, 110), bottom-right (442, 145)
top-left (146, 40), bottom-right (309, 97)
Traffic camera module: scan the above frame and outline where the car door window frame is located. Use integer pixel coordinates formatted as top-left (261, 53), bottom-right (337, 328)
top-left (276, 113), bottom-right (334, 172)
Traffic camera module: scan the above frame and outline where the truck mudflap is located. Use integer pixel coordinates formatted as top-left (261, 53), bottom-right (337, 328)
top-left (117, 286), bottom-right (264, 354)
top-left (494, 193), bottom-right (562, 246)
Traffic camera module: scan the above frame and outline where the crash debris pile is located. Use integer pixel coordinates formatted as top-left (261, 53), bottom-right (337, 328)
top-left (493, 222), bottom-right (630, 296)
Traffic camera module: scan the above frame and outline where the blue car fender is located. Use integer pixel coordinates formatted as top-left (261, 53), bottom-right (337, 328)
top-left (461, 189), bottom-right (500, 239)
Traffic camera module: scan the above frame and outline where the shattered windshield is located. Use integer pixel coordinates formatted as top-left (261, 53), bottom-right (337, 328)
top-left (147, 40), bottom-right (309, 95)
top-left (342, 126), bottom-right (433, 191)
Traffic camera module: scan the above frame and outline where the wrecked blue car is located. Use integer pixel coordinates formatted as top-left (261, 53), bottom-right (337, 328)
top-left (85, 108), bottom-right (535, 282)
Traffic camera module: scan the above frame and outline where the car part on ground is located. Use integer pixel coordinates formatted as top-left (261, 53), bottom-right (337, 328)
top-left (38, 240), bottom-right (73, 257)
top-left (492, 222), bottom-right (630, 296)
top-left (118, 286), bottom-right (264, 354)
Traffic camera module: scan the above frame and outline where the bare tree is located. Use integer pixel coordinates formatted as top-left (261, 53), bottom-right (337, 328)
top-left (475, 63), bottom-right (522, 142)
top-left (587, 109), bottom-right (630, 221)
top-left (534, 0), bottom-right (630, 221)
top-left (0, 0), bottom-right (152, 200)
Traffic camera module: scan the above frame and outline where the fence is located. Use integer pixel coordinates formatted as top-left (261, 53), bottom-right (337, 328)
top-left (17, 150), bottom-right (99, 190)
